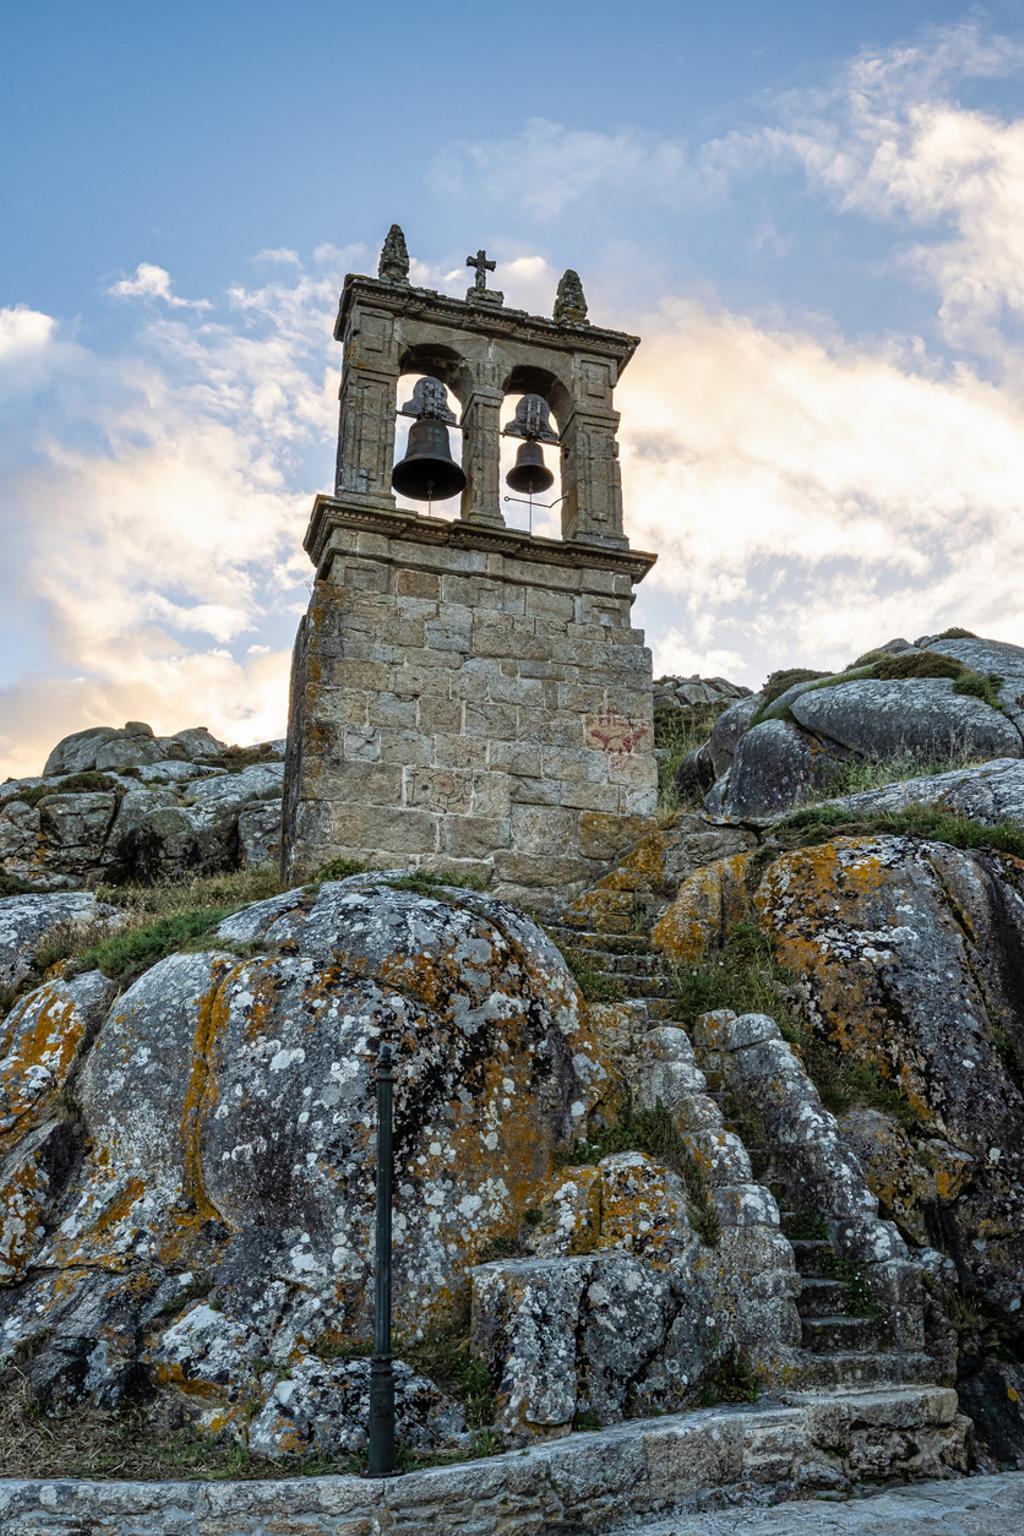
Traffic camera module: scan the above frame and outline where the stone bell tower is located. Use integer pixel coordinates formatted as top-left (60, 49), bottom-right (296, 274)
top-left (281, 226), bottom-right (658, 900)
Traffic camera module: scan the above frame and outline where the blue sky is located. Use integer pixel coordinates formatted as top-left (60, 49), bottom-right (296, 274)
top-left (3, 2), bottom-right (1024, 775)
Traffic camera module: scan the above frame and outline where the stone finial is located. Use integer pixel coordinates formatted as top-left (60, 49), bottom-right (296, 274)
top-left (378, 224), bottom-right (411, 285)
top-left (554, 269), bottom-right (589, 327)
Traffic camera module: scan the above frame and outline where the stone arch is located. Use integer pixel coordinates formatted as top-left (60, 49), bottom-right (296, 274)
top-left (397, 341), bottom-right (475, 410)
top-left (500, 363), bottom-right (573, 434)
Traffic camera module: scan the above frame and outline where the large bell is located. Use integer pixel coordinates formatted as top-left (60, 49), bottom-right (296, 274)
top-left (392, 376), bottom-right (467, 503)
top-left (506, 439), bottom-right (554, 496)
top-left (392, 417), bottom-right (467, 502)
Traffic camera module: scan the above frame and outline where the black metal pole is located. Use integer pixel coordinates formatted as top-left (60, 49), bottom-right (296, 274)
top-left (367, 1041), bottom-right (396, 1477)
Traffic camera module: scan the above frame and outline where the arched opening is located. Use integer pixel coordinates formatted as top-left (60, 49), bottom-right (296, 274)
top-left (392, 365), bottom-right (465, 519)
top-left (499, 366), bottom-right (572, 539)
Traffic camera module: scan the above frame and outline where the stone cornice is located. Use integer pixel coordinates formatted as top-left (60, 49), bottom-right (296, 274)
top-left (334, 275), bottom-right (640, 372)
top-left (305, 495), bottom-right (657, 583)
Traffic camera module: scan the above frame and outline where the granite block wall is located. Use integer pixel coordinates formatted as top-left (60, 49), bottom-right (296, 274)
top-left (281, 509), bottom-right (658, 901)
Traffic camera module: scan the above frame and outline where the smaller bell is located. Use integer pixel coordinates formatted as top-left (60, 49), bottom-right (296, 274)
top-left (506, 440), bottom-right (554, 496)
top-left (503, 393), bottom-right (559, 498)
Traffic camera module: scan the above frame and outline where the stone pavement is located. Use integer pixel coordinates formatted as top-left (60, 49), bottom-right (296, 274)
top-left (612, 1474), bottom-right (1024, 1535)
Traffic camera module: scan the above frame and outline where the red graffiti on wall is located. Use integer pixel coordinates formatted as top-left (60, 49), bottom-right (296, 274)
top-left (586, 713), bottom-right (650, 756)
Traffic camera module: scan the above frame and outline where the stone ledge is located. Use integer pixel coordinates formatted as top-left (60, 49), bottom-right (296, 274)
top-left (305, 497), bottom-right (658, 583)
top-left (0, 1386), bottom-right (968, 1536)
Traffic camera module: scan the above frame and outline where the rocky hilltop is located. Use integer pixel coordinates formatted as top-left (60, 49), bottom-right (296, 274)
top-left (1, 635), bottom-right (1023, 1485)
top-left (0, 722), bottom-right (285, 892)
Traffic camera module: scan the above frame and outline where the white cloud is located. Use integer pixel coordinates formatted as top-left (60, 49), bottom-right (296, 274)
top-left (107, 262), bottom-right (212, 310)
top-left (0, 306), bottom-right (56, 359)
top-left (431, 117), bottom-right (726, 219)
top-left (748, 22), bottom-right (1024, 365)
top-left (254, 247), bottom-right (301, 265)
top-left (0, 264), bottom-right (337, 776)
top-left (622, 298), bottom-right (1024, 683)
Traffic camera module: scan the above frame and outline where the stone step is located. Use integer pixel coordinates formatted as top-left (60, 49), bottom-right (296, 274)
top-left (604, 952), bottom-right (664, 977)
top-left (802, 1314), bottom-right (880, 1353)
top-left (546, 927), bottom-right (654, 956)
top-left (781, 1350), bottom-right (938, 1391)
top-left (790, 1239), bottom-right (834, 1277)
top-left (558, 898), bottom-right (648, 927)
top-left (613, 976), bottom-right (671, 1000)
top-left (798, 1277), bottom-right (847, 1317)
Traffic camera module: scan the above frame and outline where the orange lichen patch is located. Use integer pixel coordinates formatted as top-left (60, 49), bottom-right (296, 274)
top-left (45, 1173), bottom-right (149, 1273)
top-left (0, 1152), bottom-right (49, 1281)
top-left (237, 957), bottom-right (286, 1042)
top-left (592, 1154), bottom-right (685, 1264)
top-left (179, 962), bottom-right (237, 1225)
top-left (932, 1146), bottom-right (974, 1203)
top-left (378, 944), bottom-right (472, 1015)
top-left (757, 838), bottom-right (891, 918)
top-left (151, 1356), bottom-right (228, 1403)
top-left (0, 984), bottom-right (88, 1143)
top-left (531, 1165), bottom-right (602, 1255)
top-left (652, 852), bottom-right (756, 964)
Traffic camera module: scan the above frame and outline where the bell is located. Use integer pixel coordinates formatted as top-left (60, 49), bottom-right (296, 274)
top-left (506, 439), bottom-right (554, 496)
top-left (392, 416), bottom-right (467, 502)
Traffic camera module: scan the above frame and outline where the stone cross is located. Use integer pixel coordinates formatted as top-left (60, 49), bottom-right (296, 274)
top-left (466, 249), bottom-right (495, 293)
top-left (466, 249), bottom-right (503, 307)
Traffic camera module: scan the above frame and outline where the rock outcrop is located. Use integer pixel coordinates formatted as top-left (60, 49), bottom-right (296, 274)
top-left (1, 723), bottom-right (285, 890)
top-left (0, 874), bottom-right (759, 1459)
top-left (683, 633), bottom-right (1024, 818)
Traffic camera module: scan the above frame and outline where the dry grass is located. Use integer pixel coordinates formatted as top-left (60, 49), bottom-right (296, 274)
top-left (0, 1372), bottom-right (357, 1481)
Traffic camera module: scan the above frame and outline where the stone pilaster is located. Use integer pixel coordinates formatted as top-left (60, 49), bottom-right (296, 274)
top-left (459, 387), bottom-right (505, 528)
top-left (559, 409), bottom-right (626, 548)
top-left (334, 303), bottom-right (400, 508)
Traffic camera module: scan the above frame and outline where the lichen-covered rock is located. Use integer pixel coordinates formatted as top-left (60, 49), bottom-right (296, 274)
top-left (789, 678), bottom-right (1021, 763)
top-left (43, 723), bottom-right (166, 776)
top-left (678, 632), bottom-right (1024, 818)
top-left (0, 1120), bottom-right (80, 1283)
top-left (0, 733), bottom-right (285, 889)
top-left (838, 1109), bottom-right (938, 1247)
top-left (247, 1355), bottom-right (468, 1458)
top-left (789, 755), bottom-right (1024, 826)
top-left (0, 877), bottom-right (612, 1454)
top-left (471, 1247), bottom-right (712, 1439)
top-left (0, 892), bottom-right (121, 994)
top-left (0, 970), bottom-right (113, 1142)
top-left (721, 720), bottom-right (830, 819)
top-left (659, 833), bottom-right (1024, 1358)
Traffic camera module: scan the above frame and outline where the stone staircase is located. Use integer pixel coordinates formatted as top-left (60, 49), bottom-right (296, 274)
top-left (543, 900), bottom-right (940, 1400)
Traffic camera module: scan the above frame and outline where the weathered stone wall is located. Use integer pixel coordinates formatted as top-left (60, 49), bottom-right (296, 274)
top-left (0, 1387), bottom-right (969, 1536)
top-left (282, 506), bottom-right (658, 899)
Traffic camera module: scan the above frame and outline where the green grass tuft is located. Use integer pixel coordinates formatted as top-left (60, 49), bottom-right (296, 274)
top-left (386, 868), bottom-right (488, 895)
top-left (77, 908), bottom-right (239, 983)
top-left (314, 857), bottom-right (367, 883)
top-left (0, 869), bottom-right (36, 898)
top-left (952, 669), bottom-right (1004, 709)
top-left (822, 1254), bottom-right (883, 1322)
top-left (653, 705), bottom-right (722, 814)
top-left (698, 1346), bottom-right (761, 1406)
top-left (776, 803), bottom-right (1024, 860)
top-left (671, 920), bottom-right (795, 1030)
top-left (671, 920), bottom-right (925, 1130)
top-left (400, 1322), bottom-right (496, 1431)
